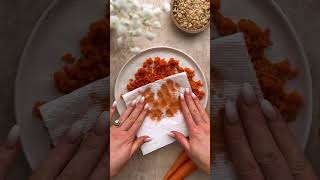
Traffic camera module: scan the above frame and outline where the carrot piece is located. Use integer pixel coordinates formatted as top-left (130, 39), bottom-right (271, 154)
top-left (164, 151), bottom-right (189, 180)
top-left (168, 160), bottom-right (197, 180)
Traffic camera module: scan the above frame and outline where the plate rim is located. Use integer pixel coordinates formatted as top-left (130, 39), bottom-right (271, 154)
top-left (266, 0), bottom-right (313, 149)
top-left (114, 46), bottom-right (209, 114)
top-left (14, 0), bottom-right (61, 169)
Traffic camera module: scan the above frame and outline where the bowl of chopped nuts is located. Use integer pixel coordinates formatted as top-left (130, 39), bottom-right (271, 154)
top-left (170, 0), bottom-right (210, 34)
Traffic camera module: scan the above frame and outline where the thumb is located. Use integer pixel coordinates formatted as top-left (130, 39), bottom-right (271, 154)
top-left (0, 125), bottom-right (21, 179)
top-left (109, 101), bottom-right (117, 120)
top-left (130, 136), bottom-right (151, 157)
top-left (169, 131), bottom-right (190, 153)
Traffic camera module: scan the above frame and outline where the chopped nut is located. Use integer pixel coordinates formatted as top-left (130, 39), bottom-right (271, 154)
top-left (172, 0), bottom-right (210, 31)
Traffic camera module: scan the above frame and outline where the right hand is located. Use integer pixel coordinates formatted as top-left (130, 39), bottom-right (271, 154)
top-left (169, 88), bottom-right (211, 174)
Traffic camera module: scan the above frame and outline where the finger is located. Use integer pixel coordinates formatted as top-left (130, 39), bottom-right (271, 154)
top-left (184, 88), bottom-right (203, 124)
top-left (130, 136), bottom-right (151, 157)
top-left (261, 100), bottom-right (318, 180)
top-left (191, 92), bottom-right (210, 123)
top-left (57, 117), bottom-right (107, 180)
top-left (0, 125), bottom-right (21, 179)
top-left (121, 97), bottom-right (145, 131)
top-left (30, 122), bottom-right (83, 180)
top-left (169, 131), bottom-right (190, 154)
top-left (179, 92), bottom-right (196, 129)
top-left (223, 100), bottom-right (264, 180)
top-left (89, 152), bottom-right (108, 180)
top-left (109, 101), bottom-right (117, 120)
top-left (238, 83), bottom-right (292, 180)
top-left (118, 100), bottom-right (136, 124)
top-left (128, 104), bottom-right (149, 135)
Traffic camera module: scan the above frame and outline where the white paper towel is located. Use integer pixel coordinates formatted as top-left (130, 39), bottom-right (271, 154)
top-left (211, 33), bottom-right (263, 179)
top-left (40, 77), bottom-right (108, 145)
top-left (122, 72), bottom-right (191, 155)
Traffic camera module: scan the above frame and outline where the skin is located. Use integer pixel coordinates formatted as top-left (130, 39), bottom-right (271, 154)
top-left (29, 123), bottom-right (108, 180)
top-left (109, 98), bottom-right (150, 177)
top-left (109, 89), bottom-right (211, 176)
top-left (170, 89), bottom-right (211, 174)
top-left (0, 140), bottom-right (21, 179)
top-left (0, 86), bottom-right (317, 179)
top-left (0, 111), bottom-right (108, 180)
top-left (222, 84), bottom-right (318, 180)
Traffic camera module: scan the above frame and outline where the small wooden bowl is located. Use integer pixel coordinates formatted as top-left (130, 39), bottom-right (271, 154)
top-left (170, 0), bottom-right (209, 34)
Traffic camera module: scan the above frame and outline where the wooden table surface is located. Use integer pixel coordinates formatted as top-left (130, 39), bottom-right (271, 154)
top-left (110, 0), bottom-right (210, 179)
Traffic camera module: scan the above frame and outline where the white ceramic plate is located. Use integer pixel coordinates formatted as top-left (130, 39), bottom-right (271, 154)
top-left (218, 0), bottom-right (312, 149)
top-left (114, 46), bottom-right (209, 114)
top-left (14, 0), bottom-right (105, 169)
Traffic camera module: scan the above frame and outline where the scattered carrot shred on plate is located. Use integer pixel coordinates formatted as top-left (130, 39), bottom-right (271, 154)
top-left (127, 57), bottom-right (205, 99)
top-left (54, 19), bottom-right (109, 94)
top-left (33, 18), bottom-right (109, 119)
top-left (32, 101), bottom-right (47, 119)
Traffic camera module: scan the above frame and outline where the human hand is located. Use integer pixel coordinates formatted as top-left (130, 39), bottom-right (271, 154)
top-left (222, 83), bottom-right (318, 180)
top-left (29, 112), bottom-right (108, 180)
top-left (109, 97), bottom-right (150, 177)
top-left (0, 125), bottom-right (21, 179)
top-left (169, 88), bottom-right (210, 174)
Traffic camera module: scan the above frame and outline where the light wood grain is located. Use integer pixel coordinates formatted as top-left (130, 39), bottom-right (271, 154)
top-left (110, 0), bottom-right (210, 179)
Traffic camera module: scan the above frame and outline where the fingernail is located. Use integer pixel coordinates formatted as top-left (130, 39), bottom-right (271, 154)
top-left (260, 99), bottom-right (277, 121)
top-left (112, 101), bottom-right (117, 108)
top-left (180, 93), bottom-right (185, 100)
top-left (95, 111), bottom-right (108, 136)
top-left (185, 88), bottom-right (190, 94)
top-left (67, 120), bottom-right (84, 143)
top-left (130, 99), bottom-right (137, 106)
top-left (168, 132), bottom-right (175, 137)
top-left (181, 88), bottom-right (185, 94)
top-left (191, 93), bottom-right (197, 99)
top-left (241, 83), bottom-right (257, 106)
top-left (144, 103), bottom-right (149, 110)
top-left (145, 137), bottom-right (152, 142)
top-left (225, 99), bottom-right (239, 123)
top-left (6, 124), bottom-right (20, 148)
top-left (140, 96), bottom-right (145, 103)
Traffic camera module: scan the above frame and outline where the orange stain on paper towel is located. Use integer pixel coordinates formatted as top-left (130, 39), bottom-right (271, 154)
top-left (140, 80), bottom-right (181, 121)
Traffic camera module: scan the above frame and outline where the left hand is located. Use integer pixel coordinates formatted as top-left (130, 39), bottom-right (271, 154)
top-left (0, 125), bottom-right (21, 179)
top-left (109, 97), bottom-right (150, 177)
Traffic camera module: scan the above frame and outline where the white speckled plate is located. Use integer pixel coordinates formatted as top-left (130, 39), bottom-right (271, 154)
top-left (114, 46), bottom-right (209, 115)
top-left (14, 0), bottom-right (105, 169)
top-left (212, 0), bottom-right (312, 179)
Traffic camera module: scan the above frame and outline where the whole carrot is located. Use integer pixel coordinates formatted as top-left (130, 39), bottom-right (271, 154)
top-left (168, 160), bottom-right (197, 180)
top-left (164, 151), bottom-right (189, 180)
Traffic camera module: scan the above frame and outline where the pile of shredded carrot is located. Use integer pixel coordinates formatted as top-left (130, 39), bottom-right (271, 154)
top-left (33, 19), bottom-right (109, 119)
top-left (127, 57), bottom-right (205, 99)
top-left (54, 19), bottom-right (109, 94)
top-left (212, 2), bottom-right (302, 118)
